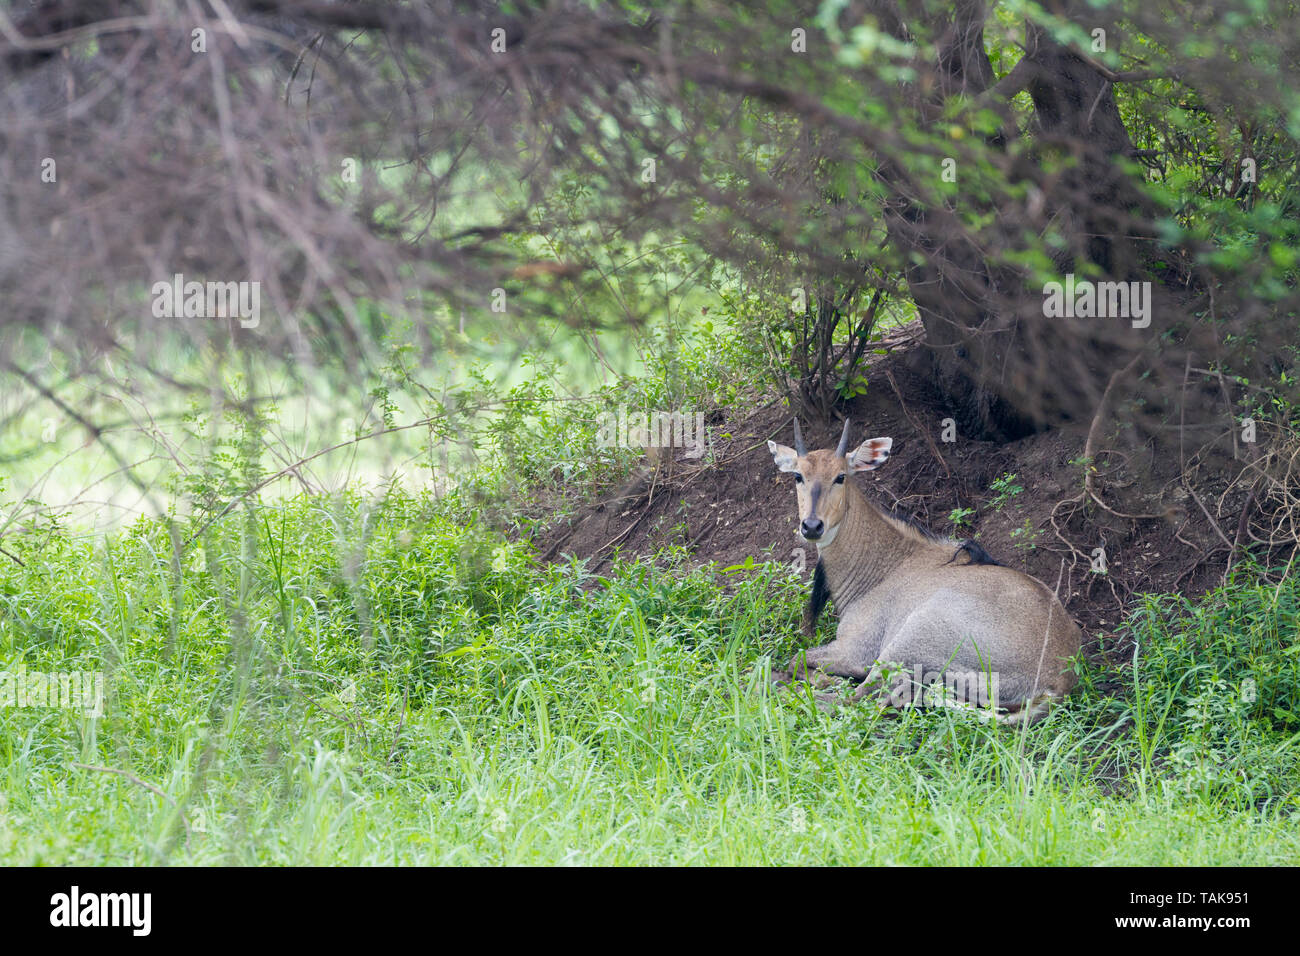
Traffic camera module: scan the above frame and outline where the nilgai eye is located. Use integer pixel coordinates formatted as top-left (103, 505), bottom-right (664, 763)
top-left (794, 473), bottom-right (804, 484)
top-left (834, 474), bottom-right (846, 484)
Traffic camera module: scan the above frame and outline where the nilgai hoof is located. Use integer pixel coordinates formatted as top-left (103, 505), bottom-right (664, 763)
top-left (786, 655), bottom-right (814, 681)
top-left (850, 680), bottom-right (883, 702)
top-left (813, 689), bottom-right (847, 712)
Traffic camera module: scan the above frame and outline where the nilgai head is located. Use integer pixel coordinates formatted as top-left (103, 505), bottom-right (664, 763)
top-left (767, 418), bottom-right (892, 542)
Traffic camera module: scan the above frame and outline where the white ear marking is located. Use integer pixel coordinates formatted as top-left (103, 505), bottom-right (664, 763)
top-left (768, 440), bottom-right (799, 473)
top-left (847, 436), bottom-right (893, 472)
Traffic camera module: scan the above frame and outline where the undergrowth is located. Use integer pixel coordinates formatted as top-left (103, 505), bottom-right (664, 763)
top-left (0, 490), bottom-right (1296, 864)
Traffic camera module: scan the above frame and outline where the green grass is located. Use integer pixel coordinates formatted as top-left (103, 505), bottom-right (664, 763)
top-left (0, 490), bottom-right (1297, 864)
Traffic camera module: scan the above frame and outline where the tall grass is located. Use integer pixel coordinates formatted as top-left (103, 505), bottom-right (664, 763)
top-left (0, 490), bottom-right (1296, 864)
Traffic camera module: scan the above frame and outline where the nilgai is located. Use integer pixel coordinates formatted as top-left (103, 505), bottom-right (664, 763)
top-left (768, 419), bottom-right (1081, 723)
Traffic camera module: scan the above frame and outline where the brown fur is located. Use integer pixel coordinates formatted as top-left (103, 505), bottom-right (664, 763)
top-left (769, 425), bottom-right (1082, 723)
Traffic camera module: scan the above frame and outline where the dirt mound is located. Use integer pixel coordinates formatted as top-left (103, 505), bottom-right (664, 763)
top-left (531, 327), bottom-right (1256, 651)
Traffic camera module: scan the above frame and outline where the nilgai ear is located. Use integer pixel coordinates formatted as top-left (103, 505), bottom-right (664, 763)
top-left (767, 440), bottom-right (799, 473)
top-left (847, 437), bottom-right (892, 472)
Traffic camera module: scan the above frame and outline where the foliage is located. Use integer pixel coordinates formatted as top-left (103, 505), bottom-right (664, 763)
top-left (987, 473), bottom-right (1024, 512)
top-left (0, 493), bottom-right (1297, 863)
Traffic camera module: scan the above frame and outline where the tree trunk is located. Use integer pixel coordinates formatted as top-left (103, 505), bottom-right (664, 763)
top-left (879, 0), bottom-right (1164, 441)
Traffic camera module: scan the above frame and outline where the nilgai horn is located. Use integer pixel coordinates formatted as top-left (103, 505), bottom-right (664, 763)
top-left (768, 418), bottom-right (1081, 724)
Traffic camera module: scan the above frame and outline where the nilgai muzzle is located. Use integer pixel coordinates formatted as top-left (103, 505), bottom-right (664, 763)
top-left (769, 419), bottom-right (1081, 723)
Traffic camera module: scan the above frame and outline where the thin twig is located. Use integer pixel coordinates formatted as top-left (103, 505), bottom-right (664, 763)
top-left (1083, 351), bottom-right (1162, 519)
top-left (883, 367), bottom-right (949, 478)
top-left (183, 415), bottom-right (439, 547)
top-left (72, 763), bottom-right (193, 851)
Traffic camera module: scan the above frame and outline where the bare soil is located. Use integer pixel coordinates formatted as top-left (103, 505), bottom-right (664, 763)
top-left (529, 324), bottom-right (1262, 666)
